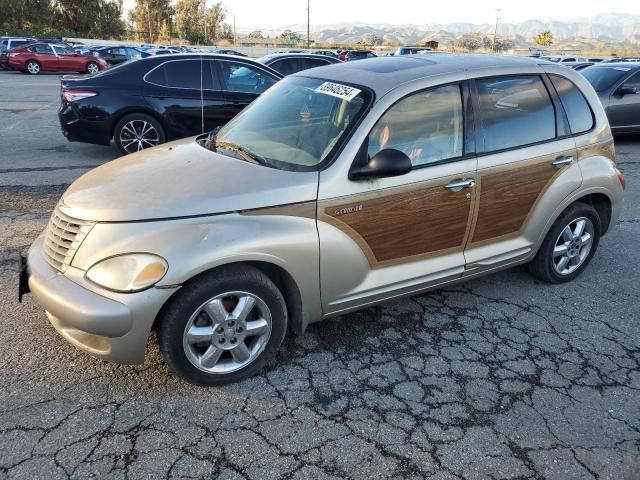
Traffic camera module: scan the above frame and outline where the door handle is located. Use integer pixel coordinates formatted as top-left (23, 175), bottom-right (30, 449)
top-left (445, 179), bottom-right (475, 192)
top-left (552, 155), bottom-right (574, 167)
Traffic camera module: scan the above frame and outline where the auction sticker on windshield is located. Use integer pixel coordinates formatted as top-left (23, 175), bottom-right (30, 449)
top-left (315, 82), bottom-right (362, 101)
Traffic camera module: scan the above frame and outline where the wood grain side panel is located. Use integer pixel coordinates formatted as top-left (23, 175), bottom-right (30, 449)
top-left (471, 159), bottom-right (558, 244)
top-left (321, 179), bottom-right (472, 266)
top-left (240, 201), bottom-right (316, 219)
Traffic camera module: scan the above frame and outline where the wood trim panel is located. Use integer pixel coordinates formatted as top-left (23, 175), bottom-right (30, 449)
top-left (469, 157), bottom-right (561, 245)
top-left (240, 201), bottom-right (316, 219)
top-left (320, 177), bottom-right (474, 268)
top-left (576, 139), bottom-right (615, 162)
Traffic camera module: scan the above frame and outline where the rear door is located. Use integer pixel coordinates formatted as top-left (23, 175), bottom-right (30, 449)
top-left (218, 59), bottom-right (279, 118)
top-left (201, 59), bottom-right (229, 132)
top-left (31, 44), bottom-right (58, 70)
top-left (463, 74), bottom-right (582, 274)
top-left (606, 70), bottom-right (640, 133)
top-left (143, 58), bottom-right (205, 139)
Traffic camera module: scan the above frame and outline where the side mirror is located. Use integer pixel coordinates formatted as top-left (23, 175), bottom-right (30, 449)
top-left (616, 85), bottom-right (637, 96)
top-left (349, 148), bottom-right (412, 180)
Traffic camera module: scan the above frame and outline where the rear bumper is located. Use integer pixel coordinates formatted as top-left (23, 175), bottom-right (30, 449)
top-left (27, 234), bottom-right (178, 364)
top-left (58, 103), bottom-right (112, 145)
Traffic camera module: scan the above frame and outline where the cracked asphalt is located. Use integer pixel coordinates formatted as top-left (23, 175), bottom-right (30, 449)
top-left (1, 69), bottom-right (639, 480)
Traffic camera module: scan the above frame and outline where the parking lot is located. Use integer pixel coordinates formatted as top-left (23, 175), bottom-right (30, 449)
top-left (1, 67), bottom-right (639, 479)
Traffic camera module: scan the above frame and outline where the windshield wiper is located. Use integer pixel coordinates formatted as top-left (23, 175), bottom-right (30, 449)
top-left (214, 140), bottom-right (268, 166)
top-left (203, 126), bottom-right (222, 150)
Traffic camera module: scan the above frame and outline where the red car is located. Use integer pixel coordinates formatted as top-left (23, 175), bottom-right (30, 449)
top-left (5, 43), bottom-right (107, 75)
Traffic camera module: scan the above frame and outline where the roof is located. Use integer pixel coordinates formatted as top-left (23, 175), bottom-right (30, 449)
top-left (590, 62), bottom-right (640, 68)
top-left (294, 53), bottom-right (553, 97)
top-left (258, 52), bottom-right (339, 63)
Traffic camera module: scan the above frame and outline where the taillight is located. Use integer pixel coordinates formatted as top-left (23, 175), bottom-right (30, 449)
top-left (615, 168), bottom-right (626, 190)
top-left (61, 88), bottom-right (97, 103)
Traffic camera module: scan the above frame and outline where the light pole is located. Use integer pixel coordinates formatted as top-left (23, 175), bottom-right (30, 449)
top-left (307, 0), bottom-right (310, 49)
top-left (493, 8), bottom-right (502, 52)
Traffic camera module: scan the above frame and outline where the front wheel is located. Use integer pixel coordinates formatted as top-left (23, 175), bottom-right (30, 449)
top-left (157, 265), bottom-right (288, 386)
top-left (113, 113), bottom-right (165, 154)
top-left (528, 202), bottom-right (601, 283)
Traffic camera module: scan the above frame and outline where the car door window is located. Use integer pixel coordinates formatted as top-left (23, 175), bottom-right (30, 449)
top-left (32, 44), bottom-right (53, 54)
top-left (269, 59), bottom-right (299, 76)
top-left (476, 76), bottom-right (556, 152)
top-left (53, 45), bottom-right (74, 55)
top-left (301, 57), bottom-right (329, 70)
top-left (549, 74), bottom-right (594, 134)
top-left (202, 60), bottom-right (223, 90)
top-left (367, 84), bottom-right (464, 167)
top-left (146, 59), bottom-right (201, 89)
top-left (623, 71), bottom-right (640, 90)
top-left (219, 61), bottom-right (278, 93)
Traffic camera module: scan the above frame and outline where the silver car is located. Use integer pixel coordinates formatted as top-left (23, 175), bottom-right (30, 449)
top-left (22, 54), bottom-right (625, 385)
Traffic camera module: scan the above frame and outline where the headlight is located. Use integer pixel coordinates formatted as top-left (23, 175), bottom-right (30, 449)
top-left (86, 253), bottom-right (168, 292)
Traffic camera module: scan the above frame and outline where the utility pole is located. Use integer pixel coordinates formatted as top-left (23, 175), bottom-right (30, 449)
top-left (233, 16), bottom-right (237, 46)
top-left (307, 0), bottom-right (310, 49)
top-left (493, 8), bottom-right (502, 52)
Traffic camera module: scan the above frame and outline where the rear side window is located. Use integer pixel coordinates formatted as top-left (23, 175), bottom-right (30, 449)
top-left (476, 76), bottom-right (556, 152)
top-left (549, 75), bottom-right (594, 134)
top-left (146, 60), bottom-right (201, 89)
top-left (31, 44), bottom-right (53, 54)
top-left (301, 57), bottom-right (330, 70)
top-left (270, 59), bottom-right (299, 76)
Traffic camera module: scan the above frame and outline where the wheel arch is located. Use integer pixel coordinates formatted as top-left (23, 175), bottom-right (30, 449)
top-left (109, 108), bottom-right (166, 141)
top-left (153, 260), bottom-right (306, 336)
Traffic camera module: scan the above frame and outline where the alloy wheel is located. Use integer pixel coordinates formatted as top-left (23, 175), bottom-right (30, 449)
top-left (87, 62), bottom-right (99, 74)
top-left (182, 291), bottom-right (272, 374)
top-left (118, 120), bottom-right (160, 153)
top-left (27, 61), bottom-right (40, 74)
top-left (552, 216), bottom-right (594, 275)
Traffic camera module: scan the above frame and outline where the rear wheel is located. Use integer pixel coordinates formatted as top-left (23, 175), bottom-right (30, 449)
top-left (157, 265), bottom-right (288, 386)
top-left (86, 61), bottom-right (99, 74)
top-left (114, 113), bottom-right (165, 154)
top-left (26, 60), bottom-right (41, 75)
top-left (528, 202), bottom-right (601, 283)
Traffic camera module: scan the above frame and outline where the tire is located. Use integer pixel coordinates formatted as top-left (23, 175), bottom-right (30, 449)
top-left (86, 61), bottom-right (99, 74)
top-left (26, 60), bottom-right (41, 75)
top-left (157, 265), bottom-right (288, 386)
top-left (113, 113), bottom-right (165, 154)
top-left (528, 202), bottom-right (601, 284)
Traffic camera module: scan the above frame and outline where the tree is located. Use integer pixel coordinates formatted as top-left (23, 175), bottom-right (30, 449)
top-left (362, 32), bottom-right (383, 46)
top-left (204, 2), bottom-right (226, 41)
top-left (247, 30), bottom-right (264, 39)
top-left (130, 0), bottom-right (173, 43)
top-left (278, 29), bottom-right (301, 44)
top-left (493, 37), bottom-right (514, 52)
top-left (456, 33), bottom-right (482, 51)
top-left (174, 0), bottom-right (203, 43)
top-left (535, 30), bottom-right (553, 47)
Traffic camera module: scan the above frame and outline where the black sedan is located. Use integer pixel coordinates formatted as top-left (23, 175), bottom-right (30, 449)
top-left (58, 54), bottom-right (282, 154)
top-left (256, 52), bottom-right (340, 76)
top-left (581, 63), bottom-right (640, 135)
top-left (93, 46), bottom-right (143, 65)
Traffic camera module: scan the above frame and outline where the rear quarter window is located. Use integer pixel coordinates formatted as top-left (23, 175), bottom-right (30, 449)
top-left (476, 75), bottom-right (556, 152)
top-left (549, 74), bottom-right (594, 134)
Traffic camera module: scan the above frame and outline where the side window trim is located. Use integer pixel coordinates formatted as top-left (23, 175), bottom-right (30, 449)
top-left (470, 74), bottom-right (560, 156)
top-left (541, 73), bottom-right (571, 138)
top-left (355, 81), bottom-right (470, 173)
top-left (546, 73), bottom-right (595, 137)
top-left (204, 59), bottom-right (224, 91)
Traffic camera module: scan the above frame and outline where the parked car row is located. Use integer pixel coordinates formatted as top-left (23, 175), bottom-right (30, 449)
top-left (0, 42), bottom-right (108, 74)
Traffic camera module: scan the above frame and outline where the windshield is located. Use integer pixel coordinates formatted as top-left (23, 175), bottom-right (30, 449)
top-left (212, 76), bottom-right (372, 170)
top-left (582, 67), bottom-right (630, 92)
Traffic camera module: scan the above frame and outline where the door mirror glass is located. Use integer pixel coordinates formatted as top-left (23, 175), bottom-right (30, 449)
top-left (616, 85), bottom-right (637, 96)
top-left (350, 148), bottom-right (412, 180)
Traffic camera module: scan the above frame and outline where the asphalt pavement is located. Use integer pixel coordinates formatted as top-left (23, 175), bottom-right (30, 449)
top-left (0, 68), bottom-right (639, 480)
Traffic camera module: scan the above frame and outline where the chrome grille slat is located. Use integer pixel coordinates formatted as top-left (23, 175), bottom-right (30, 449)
top-left (44, 207), bottom-right (94, 273)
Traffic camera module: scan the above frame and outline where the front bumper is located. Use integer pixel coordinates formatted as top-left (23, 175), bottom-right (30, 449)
top-left (26, 234), bottom-right (178, 364)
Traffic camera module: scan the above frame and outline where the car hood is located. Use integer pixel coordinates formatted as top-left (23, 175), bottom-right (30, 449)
top-left (59, 138), bottom-right (319, 222)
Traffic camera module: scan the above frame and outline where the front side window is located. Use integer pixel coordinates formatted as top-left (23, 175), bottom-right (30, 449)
top-left (53, 45), bottom-right (74, 55)
top-left (219, 61), bottom-right (278, 93)
top-left (623, 71), bottom-right (640, 90)
top-left (476, 76), bottom-right (556, 152)
top-left (582, 67), bottom-right (631, 93)
top-left (269, 59), bottom-right (299, 76)
top-left (367, 84), bottom-right (464, 167)
top-left (212, 76), bottom-right (371, 169)
top-left (550, 74), bottom-right (594, 134)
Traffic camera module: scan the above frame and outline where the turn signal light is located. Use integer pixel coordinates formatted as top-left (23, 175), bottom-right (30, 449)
top-left (61, 89), bottom-right (97, 103)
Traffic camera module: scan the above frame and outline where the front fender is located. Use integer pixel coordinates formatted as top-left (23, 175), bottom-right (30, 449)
top-left (72, 212), bottom-right (323, 325)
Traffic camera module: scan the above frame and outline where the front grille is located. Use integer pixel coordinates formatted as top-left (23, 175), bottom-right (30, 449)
top-left (44, 207), bottom-right (94, 273)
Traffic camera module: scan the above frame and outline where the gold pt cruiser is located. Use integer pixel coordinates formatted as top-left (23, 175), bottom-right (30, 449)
top-left (21, 54), bottom-right (625, 385)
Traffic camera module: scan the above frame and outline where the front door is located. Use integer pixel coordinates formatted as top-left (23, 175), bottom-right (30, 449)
top-left (607, 71), bottom-right (640, 133)
top-left (318, 83), bottom-right (477, 314)
top-left (463, 75), bottom-right (583, 272)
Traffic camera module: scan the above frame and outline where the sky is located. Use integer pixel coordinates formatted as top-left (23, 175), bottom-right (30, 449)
top-left (121, 0), bottom-right (640, 33)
